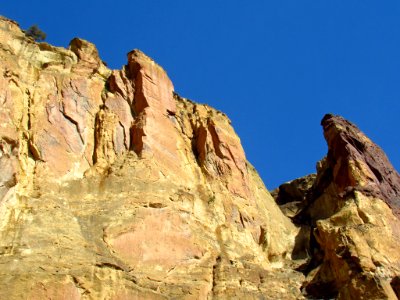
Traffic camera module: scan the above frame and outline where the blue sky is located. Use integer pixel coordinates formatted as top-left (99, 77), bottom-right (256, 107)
top-left (2, 1), bottom-right (400, 189)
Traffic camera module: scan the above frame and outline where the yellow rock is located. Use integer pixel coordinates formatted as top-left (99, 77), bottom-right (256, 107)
top-left (0, 16), bottom-right (301, 299)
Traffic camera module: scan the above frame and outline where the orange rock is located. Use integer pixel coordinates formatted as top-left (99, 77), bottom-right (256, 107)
top-left (0, 16), bottom-right (334, 300)
top-left (299, 114), bottom-right (400, 299)
top-left (29, 281), bottom-right (81, 300)
top-left (105, 208), bottom-right (205, 271)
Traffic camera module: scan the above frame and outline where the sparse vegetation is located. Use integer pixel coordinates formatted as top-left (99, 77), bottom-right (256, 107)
top-left (25, 25), bottom-right (46, 42)
top-left (208, 195), bottom-right (216, 204)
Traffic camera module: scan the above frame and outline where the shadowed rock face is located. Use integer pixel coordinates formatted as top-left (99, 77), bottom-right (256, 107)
top-left (321, 114), bottom-right (400, 218)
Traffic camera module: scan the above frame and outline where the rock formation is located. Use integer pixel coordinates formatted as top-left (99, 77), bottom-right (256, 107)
top-left (274, 115), bottom-right (400, 299)
top-left (0, 16), bottom-right (399, 299)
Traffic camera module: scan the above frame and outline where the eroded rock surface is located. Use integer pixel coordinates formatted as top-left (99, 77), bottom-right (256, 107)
top-left (1, 15), bottom-right (400, 300)
top-left (274, 114), bottom-right (400, 299)
top-left (0, 16), bottom-right (302, 299)
top-left (320, 114), bottom-right (400, 218)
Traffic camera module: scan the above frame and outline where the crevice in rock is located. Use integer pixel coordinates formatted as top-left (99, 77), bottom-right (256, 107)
top-left (130, 120), bottom-right (145, 155)
top-left (148, 202), bottom-right (166, 208)
top-left (92, 109), bottom-right (102, 165)
top-left (27, 139), bottom-right (42, 161)
top-left (25, 88), bottom-right (42, 162)
top-left (368, 163), bottom-right (384, 183)
top-left (60, 105), bottom-right (84, 145)
top-left (192, 124), bottom-right (207, 167)
top-left (71, 275), bottom-right (90, 296)
top-left (239, 212), bottom-right (246, 229)
top-left (211, 255), bottom-right (221, 295)
top-left (258, 226), bottom-right (267, 249)
top-left (95, 262), bottom-right (125, 272)
top-left (347, 135), bottom-right (365, 154)
top-left (26, 89), bottom-right (32, 132)
top-left (207, 121), bottom-right (225, 160)
top-left (391, 276), bottom-right (400, 298)
top-left (118, 121), bottom-right (128, 150)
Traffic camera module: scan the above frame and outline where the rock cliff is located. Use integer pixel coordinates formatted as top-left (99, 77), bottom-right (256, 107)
top-left (274, 115), bottom-right (400, 299)
top-left (0, 16), bottom-right (399, 299)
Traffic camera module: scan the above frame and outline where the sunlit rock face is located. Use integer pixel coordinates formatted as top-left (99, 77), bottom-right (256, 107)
top-left (273, 114), bottom-right (400, 299)
top-left (0, 16), bottom-right (302, 299)
top-left (307, 114), bottom-right (400, 299)
top-left (1, 15), bottom-right (400, 300)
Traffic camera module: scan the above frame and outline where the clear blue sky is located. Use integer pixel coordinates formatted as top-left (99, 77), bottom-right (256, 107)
top-left (2, 1), bottom-right (400, 189)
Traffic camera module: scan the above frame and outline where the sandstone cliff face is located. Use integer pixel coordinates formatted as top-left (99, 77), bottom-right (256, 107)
top-left (1, 16), bottom-right (400, 300)
top-left (274, 115), bottom-right (400, 299)
top-left (0, 17), bottom-right (303, 299)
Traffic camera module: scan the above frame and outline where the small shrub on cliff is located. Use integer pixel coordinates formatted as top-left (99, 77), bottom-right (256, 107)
top-left (208, 195), bottom-right (216, 204)
top-left (25, 25), bottom-right (46, 42)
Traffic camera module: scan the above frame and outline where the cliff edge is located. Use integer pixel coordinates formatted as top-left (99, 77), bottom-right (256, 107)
top-left (1, 16), bottom-right (399, 299)
top-left (0, 16), bottom-right (300, 299)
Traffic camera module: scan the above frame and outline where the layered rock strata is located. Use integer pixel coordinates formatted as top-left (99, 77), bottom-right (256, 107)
top-left (0, 16), bottom-right (302, 299)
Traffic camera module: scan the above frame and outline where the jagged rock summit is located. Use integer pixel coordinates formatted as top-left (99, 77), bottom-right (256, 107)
top-left (274, 114), bottom-right (400, 299)
top-left (0, 16), bottom-right (300, 299)
top-left (1, 16), bottom-right (400, 299)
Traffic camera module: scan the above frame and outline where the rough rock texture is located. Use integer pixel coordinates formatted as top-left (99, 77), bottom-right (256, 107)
top-left (271, 174), bottom-right (316, 219)
top-left (275, 114), bottom-right (400, 299)
top-left (1, 16), bottom-right (400, 300)
top-left (0, 17), bottom-right (304, 299)
top-left (320, 114), bottom-right (400, 218)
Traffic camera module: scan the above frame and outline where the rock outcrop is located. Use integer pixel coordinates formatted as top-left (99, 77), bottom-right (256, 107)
top-left (1, 16), bottom-right (400, 299)
top-left (273, 114), bottom-right (400, 299)
top-left (0, 16), bottom-right (303, 299)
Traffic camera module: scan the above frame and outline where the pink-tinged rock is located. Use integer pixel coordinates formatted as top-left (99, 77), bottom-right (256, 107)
top-left (123, 50), bottom-right (197, 182)
top-left (0, 72), bottom-right (19, 142)
top-left (92, 109), bottom-right (121, 167)
top-left (0, 18), bottom-right (300, 299)
top-left (30, 74), bottom-right (103, 177)
top-left (189, 104), bottom-right (250, 198)
top-left (0, 63), bottom-right (21, 200)
top-left (69, 38), bottom-right (103, 76)
top-left (28, 281), bottom-right (81, 300)
top-left (105, 95), bottom-right (133, 151)
top-left (108, 69), bottom-right (135, 103)
top-left (0, 139), bottom-right (18, 201)
top-left (127, 50), bottom-right (176, 114)
top-left (104, 208), bottom-right (205, 271)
